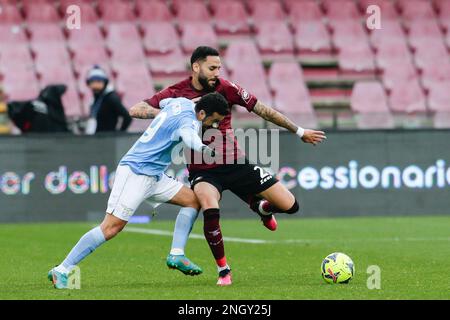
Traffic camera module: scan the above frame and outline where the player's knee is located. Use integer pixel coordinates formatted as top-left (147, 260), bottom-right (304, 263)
top-left (101, 222), bottom-right (125, 240)
top-left (285, 199), bottom-right (299, 214)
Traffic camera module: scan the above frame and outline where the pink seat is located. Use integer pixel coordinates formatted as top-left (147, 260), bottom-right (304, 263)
top-left (137, 0), bottom-right (172, 22)
top-left (211, 0), bottom-right (250, 35)
top-left (381, 59), bottom-right (417, 91)
top-left (180, 22), bottom-right (218, 53)
top-left (338, 43), bottom-right (376, 73)
top-left (104, 23), bottom-right (140, 45)
top-left (288, 1), bottom-right (323, 22)
top-left (32, 43), bottom-right (71, 67)
top-left (147, 48), bottom-right (188, 76)
top-left (230, 64), bottom-right (272, 105)
top-left (0, 24), bottom-right (27, 44)
top-left (60, 1), bottom-right (98, 23)
top-left (109, 41), bottom-right (146, 65)
top-left (28, 23), bottom-right (65, 43)
top-left (71, 42), bottom-right (109, 68)
top-left (389, 78), bottom-right (427, 113)
top-left (331, 21), bottom-right (370, 50)
top-left (0, 3), bottom-right (22, 24)
top-left (293, 21), bottom-right (331, 52)
top-left (0, 44), bottom-right (34, 71)
top-left (428, 81), bottom-right (450, 112)
top-left (254, 21), bottom-right (294, 54)
top-left (224, 41), bottom-right (262, 73)
top-left (2, 71), bottom-right (40, 101)
top-left (98, 0), bottom-right (135, 23)
top-left (142, 22), bottom-right (179, 55)
top-left (351, 81), bottom-right (394, 128)
top-left (398, 0), bottom-right (436, 20)
top-left (67, 23), bottom-right (103, 44)
top-left (420, 61), bottom-right (450, 90)
top-left (370, 21), bottom-right (405, 49)
top-left (358, 0), bottom-right (398, 20)
top-left (407, 20), bottom-right (443, 49)
top-left (249, 0), bottom-right (285, 21)
top-left (413, 40), bottom-right (448, 70)
top-left (24, 2), bottom-right (60, 23)
top-left (175, 1), bottom-right (210, 22)
top-left (375, 40), bottom-right (412, 70)
top-left (324, 0), bottom-right (360, 23)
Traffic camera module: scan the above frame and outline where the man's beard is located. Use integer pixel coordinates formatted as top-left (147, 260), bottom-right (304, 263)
top-left (198, 75), bottom-right (218, 92)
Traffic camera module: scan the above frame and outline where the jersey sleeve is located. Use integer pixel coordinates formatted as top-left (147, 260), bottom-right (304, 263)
top-left (220, 79), bottom-right (258, 112)
top-left (143, 87), bottom-right (175, 109)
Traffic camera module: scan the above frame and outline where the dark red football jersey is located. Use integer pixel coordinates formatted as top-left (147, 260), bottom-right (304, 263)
top-left (144, 77), bottom-right (258, 171)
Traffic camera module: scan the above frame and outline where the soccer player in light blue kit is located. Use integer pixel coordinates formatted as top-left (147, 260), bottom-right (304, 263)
top-left (48, 93), bottom-right (230, 289)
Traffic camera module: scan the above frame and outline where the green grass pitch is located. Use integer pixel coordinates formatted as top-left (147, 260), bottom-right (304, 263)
top-left (0, 216), bottom-right (449, 300)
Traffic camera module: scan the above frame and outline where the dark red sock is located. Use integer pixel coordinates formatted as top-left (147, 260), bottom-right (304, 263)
top-left (261, 201), bottom-right (281, 213)
top-left (203, 208), bottom-right (227, 267)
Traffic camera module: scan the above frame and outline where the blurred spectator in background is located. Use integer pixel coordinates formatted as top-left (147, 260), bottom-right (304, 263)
top-left (85, 65), bottom-right (132, 134)
top-left (0, 85), bottom-right (11, 134)
top-left (7, 84), bottom-right (69, 133)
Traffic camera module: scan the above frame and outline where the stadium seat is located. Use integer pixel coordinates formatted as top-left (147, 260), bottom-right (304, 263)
top-left (249, 0), bottom-right (286, 21)
top-left (0, 24), bottom-right (27, 44)
top-left (324, 0), bottom-right (360, 23)
top-left (358, 0), bottom-right (399, 21)
top-left (287, 0), bottom-right (323, 22)
top-left (104, 23), bottom-right (141, 46)
top-left (437, 0), bottom-right (450, 32)
top-left (179, 22), bottom-right (218, 54)
top-left (375, 39), bottom-right (412, 70)
top-left (338, 43), bottom-right (376, 73)
top-left (350, 81), bottom-right (395, 129)
top-left (413, 39), bottom-right (449, 70)
top-left (407, 20), bottom-right (443, 49)
top-left (141, 22), bottom-right (179, 55)
top-left (370, 20), bottom-right (406, 51)
top-left (388, 78), bottom-right (427, 113)
top-left (210, 0), bottom-right (251, 35)
top-left (398, 0), bottom-right (436, 21)
top-left (254, 21), bottom-right (294, 54)
top-left (67, 23), bottom-right (103, 45)
top-left (224, 41), bottom-right (263, 73)
top-left (268, 61), bottom-right (318, 128)
top-left (147, 48), bottom-right (188, 76)
top-left (2, 71), bottom-right (40, 101)
top-left (381, 59), bottom-right (418, 91)
top-left (420, 61), bottom-right (450, 90)
top-left (0, 3), bottom-right (23, 24)
top-left (70, 42), bottom-right (109, 70)
top-left (108, 41), bottom-right (147, 66)
top-left (31, 42), bottom-right (71, 67)
top-left (23, 2), bottom-right (60, 23)
top-left (428, 81), bottom-right (450, 112)
top-left (98, 0), bottom-right (136, 23)
top-left (230, 63), bottom-right (272, 105)
top-left (293, 21), bottom-right (332, 53)
top-left (59, 1), bottom-right (99, 24)
top-left (136, 0), bottom-right (172, 21)
top-left (0, 44), bottom-right (34, 71)
top-left (28, 23), bottom-right (65, 43)
top-left (175, 1), bottom-right (210, 22)
top-left (331, 21), bottom-right (370, 50)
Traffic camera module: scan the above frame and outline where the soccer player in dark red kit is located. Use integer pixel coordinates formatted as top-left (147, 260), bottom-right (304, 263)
top-left (130, 46), bottom-right (326, 286)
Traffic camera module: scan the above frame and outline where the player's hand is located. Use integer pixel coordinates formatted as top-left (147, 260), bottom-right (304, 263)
top-left (201, 145), bottom-right (215, 157)
top-left (301, 129), bottom-right (327, 146)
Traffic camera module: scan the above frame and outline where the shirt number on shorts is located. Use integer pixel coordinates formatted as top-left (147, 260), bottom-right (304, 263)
top-left (140, 112), bottom-right (167, 143)
top-left (254, 166), bottom-right (271, 184)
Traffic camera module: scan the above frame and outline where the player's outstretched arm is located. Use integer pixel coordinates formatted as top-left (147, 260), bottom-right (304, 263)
top-left (129, 101), bottom-right (161, 119)
top-left (252, 100), bottom-right (326, 146)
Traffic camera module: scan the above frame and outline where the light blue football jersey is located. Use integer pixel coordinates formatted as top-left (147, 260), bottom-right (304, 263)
top-left (120, 97), bottom-right (199, 177)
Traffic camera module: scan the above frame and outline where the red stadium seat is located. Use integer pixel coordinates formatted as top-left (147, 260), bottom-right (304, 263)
top-left (428, 81), bottom-right (450, 112)
top-left (268, 61), bottom-right (317, 128)
top-left (98, 0), bottom-right (135, 23)
top-left (31, 42), bottom-right (71, 67)
top-left (398, 0), bottom-right (436, 20)
top-left (2, 71), bottom-right (40, 101)
top-left (147, 48), bottom-right (188, 76)
top-left (351, 81), bottom-right (395, 129)
top-left (28, 23), bottom-right (65, 43)
top-left (254, 21), bottom-right (294, 54)
top-left (67, 23), bottom-right (103, 44)
top-left (370, 20), bottom-right (405, 49)
top-left (407, 20), bottom-right (443, 49)
top-left (293, 21), bottom-right (332, 52)
top-left (324, 0), bottom-right (360, 23)
top-left (136, 0), bottom-right (173, 22)
top-left (358, 0), bottom-right (399, 21)
top-left (389, 78), bottom-right (427, 113)
top-left (175, 1), bottom-right (210, 22)
top-left (0, 44), bottom-right (34, 71)
top-left (413, 39), bottom-right (448, 70)
top-left (179, 22), bottom-right (218, 53)
top-left (287, 0), bottom-right (323, 22)
top-left (71, 42), bottom-right (109, 68)
top-left (104, 23), bottom-right (141, 46)
top-left (338, 43), bottom-right (376, 73)
top-left (381, 59), bottom-right (417, 91)
top-left (211, 0), bottom-right (251, 35)
top-left (142, 22), bottom-right (179, 55)
top-left (230, 63), bottom-right (272, 105)
top-left (23, 2), bottom-right (60, 23)
top-left (249, 0), bottom-right (286, 21)
top-left (224, 41), bottom-right (263, 73)
top-left (0, 24), bottom-right (27, 44)
top-left (375, 40), bottom-right (412, 70)
top-left (108, 41), bottom-right (146, 65)
top-left (331, 21), bottom-right (370, 50)
top-left (0, 3), bottom-right (23, 24)
top-left (420, 61), bottom-right (450, 90)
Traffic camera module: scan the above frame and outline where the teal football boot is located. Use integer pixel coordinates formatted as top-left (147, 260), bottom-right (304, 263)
top-left (48, 268), bottom-right (69, 289)
top-left (166, 254), bottom-right (203, 276)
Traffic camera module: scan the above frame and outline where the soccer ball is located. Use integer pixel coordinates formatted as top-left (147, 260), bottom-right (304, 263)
top-left (321, 252), bottom-right (355, 284)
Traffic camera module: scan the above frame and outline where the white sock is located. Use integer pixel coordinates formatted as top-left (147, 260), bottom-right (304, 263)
top-left (218, 264), bottom-right (230, 273)
top-left (170, 248), bottom-right (184, 256)
top-left (54, 264), bottom-right (70, 274)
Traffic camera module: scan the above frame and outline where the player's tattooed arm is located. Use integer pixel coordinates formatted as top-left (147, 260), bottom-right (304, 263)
top-left (129, 101), bottom-right (160, 119)
top-left (252, 100), bottom-right (327, 145)
top-left (252, 101), bottom-right (298, 133)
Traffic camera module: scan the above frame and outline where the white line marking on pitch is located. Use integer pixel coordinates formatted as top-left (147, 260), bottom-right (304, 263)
top-left (124, 227), bottom-right (450, 244)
